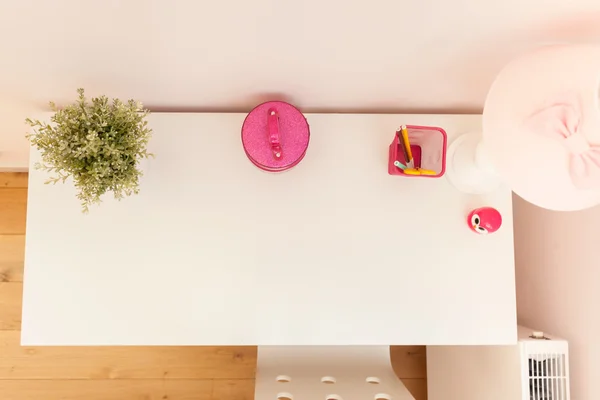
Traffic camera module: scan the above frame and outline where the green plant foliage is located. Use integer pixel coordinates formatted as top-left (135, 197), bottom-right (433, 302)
top-left (26, 88), bottom-right (153, 213)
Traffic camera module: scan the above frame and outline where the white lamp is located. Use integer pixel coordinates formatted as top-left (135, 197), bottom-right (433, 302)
top-left (447, 44), bottom-right (600, 211)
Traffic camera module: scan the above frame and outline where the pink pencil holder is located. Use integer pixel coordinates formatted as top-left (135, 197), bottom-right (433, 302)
top-left (241, 101), bottom-right (310, 172)
top-left (388, 125), bottom-right (447, 178)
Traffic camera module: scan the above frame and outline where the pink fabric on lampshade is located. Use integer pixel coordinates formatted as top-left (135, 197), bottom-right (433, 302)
top-left (525, 93), bottom-right (600, 189)
top-left (483, 44), bottom-right (600, 211)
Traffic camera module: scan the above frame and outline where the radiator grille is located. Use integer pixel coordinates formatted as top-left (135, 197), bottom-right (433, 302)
top-left (528, 354), bottom-right (568, 400)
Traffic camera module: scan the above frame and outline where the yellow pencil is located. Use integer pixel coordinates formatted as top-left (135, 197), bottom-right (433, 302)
top-left (400, 125), bottom-right (413, 166)
top-left (403, 168), bottom-right (437, 176)
top-left (403, 168), bottom-right (421, 176)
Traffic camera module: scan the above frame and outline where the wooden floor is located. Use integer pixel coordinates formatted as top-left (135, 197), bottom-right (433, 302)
top-left (0, 172), bottom-right (427, 400)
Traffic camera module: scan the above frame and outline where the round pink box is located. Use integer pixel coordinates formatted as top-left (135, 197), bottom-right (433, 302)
top-left (241, 101), bottom-right (310, 172)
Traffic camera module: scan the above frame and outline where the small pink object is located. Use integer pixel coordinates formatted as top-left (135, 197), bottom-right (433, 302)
top-left (467, 207), bottom-right (502, 235)
top-left (242, 101), bottom-right (310, 172)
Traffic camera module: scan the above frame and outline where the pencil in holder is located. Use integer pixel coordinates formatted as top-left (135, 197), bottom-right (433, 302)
top-left (388, 125), bottom-right (447, 178)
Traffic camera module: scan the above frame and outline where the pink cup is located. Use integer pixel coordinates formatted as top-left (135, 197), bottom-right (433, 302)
top-left (241, 101), bottom-right (310, 172)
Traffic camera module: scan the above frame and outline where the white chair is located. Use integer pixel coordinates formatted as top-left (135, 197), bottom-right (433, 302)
top-left (255, 346), bottom-right (415, 400)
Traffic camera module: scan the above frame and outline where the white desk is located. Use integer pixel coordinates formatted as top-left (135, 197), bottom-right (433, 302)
top-left (22, 113), bottom-right (517, 346)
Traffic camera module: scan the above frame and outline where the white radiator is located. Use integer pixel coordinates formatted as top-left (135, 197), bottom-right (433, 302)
top-left (522, 330), bottom-right (569, 400)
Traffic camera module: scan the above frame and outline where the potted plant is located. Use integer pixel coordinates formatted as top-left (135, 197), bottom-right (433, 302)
top-left (26, 89), bottom-right (153, 212)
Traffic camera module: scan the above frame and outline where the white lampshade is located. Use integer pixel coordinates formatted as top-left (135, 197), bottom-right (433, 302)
top-left (449, 44), bottom-right (600, 211)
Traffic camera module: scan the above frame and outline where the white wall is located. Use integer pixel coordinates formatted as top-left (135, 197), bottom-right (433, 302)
top-left (2, 0), bottom-right (600, 168)
top-left (427, 345), bottom-right (522, 400)
top-left (514, 195), bottom-right (600, 400)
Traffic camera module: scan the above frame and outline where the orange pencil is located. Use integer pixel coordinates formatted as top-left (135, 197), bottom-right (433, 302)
top-left (396, 130), bottom-right (410, 164)
top-left (400, 125), bottom-right (414, 168)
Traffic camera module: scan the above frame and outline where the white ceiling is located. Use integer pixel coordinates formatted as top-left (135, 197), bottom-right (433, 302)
top-left (1, 0), bottom-right (600, 168)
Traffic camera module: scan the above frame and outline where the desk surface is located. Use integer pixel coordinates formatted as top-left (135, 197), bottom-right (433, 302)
top-left (22, 113), bottom-right (516, 345)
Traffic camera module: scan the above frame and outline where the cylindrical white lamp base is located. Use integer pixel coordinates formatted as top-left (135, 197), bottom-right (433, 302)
top-left (445, 132), bottom-right (503, 194)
